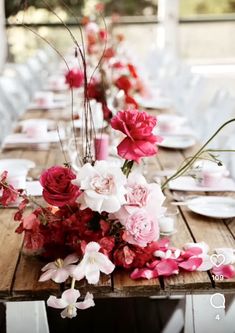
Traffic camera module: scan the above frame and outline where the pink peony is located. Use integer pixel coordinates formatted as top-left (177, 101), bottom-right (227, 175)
top-left (111, 109), bottom-right (162, 162)
top-left (40, 166), bottom-right (80, 207)
top-left (121, 208), bottom-right (159, 248)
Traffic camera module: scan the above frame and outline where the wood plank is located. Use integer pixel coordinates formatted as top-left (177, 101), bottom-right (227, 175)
top-left (12, 254), bottom-right (60, 300)
top-left (113, 270), bottom-right (161, 296)
top-left (181, 149), bottom-right (235, 290)
top-left (0, 209), bottom-right (23, 297)
top-left (163, 193), bottom-right (212, 292)
top-left (74, 274), bottom-right (112, 297)
top-left (157, 149), bottom-right (213, 291)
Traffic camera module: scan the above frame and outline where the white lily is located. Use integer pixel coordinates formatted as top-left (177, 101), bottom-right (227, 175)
top-left (47, 289), bottom-right (95, 319)
top-left (71, 242), bottom-right (115, 284)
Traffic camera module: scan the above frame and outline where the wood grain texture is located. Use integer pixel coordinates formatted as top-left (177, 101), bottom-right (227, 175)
top-left (0, 107), bottom-right (234, 300)
top-left (113, 270), bottom-right (161, 296)
top-left (0, 210), bottom-right (23, 297)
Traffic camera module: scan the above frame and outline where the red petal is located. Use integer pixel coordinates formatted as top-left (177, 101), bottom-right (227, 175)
top-left (181, 247), bottom-right (203, 259)
top-left (130, 268), bottom-right (158, 280)
top-left (212, 265), bottom-right (235, 279)
top-left (156, 259), bottom-right (179, 276)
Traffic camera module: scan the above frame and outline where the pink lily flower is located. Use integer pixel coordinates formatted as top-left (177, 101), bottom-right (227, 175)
top-left (71, 242), bottom-right (115, 284)
top-left (39, 253), bottom-right (79, 283)
top-left (47, 289), bottom-right (95, 319)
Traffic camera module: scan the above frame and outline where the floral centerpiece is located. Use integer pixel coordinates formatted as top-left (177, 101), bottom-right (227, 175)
top-left (2, 7), bottom-right (235, 319)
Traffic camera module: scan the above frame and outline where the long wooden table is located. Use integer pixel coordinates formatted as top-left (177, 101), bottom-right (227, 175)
top-left (0, 107), bottom-right (235, 302)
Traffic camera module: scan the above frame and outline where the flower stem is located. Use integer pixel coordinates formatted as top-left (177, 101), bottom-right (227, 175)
top-left (121, 160), bottom-right (134, 177)
top-left (71, 277), bottom-right (76, 289)
top-left (161, 118), bottom-right (235, 190)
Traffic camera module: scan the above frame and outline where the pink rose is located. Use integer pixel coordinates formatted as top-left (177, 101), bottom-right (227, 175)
top-left (111, 109), bottom-right (162, 162)
top-left (121, 208), bottom-right (159, 248)
top-left (65, 69), bottom-right (84, 88)
top-left (112, 173), bottom-right (165, 221)
top-left (40, 166), bottom-right (80, 207)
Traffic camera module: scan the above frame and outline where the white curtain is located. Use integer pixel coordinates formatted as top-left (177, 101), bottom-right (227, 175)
top-left (0, 0), bottom-right (7, 72)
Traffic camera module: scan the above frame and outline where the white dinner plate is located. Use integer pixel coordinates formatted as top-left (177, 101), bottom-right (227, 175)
top-left (187, 196), bottom-right (235, 219)
top-left (20, 119), bottom-right (56, 131)
top-left (137, 97), bottom-right (172, 110)
top-left (158, 135), bottom-right (196, 149)
top-left (0, 159), bottom-right (35, 170)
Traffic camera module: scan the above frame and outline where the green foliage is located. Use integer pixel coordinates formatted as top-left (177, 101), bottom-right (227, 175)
top-left (180, 0), bottom-right (235, 16)
top-left (5, 0), bottom-right (84, 18)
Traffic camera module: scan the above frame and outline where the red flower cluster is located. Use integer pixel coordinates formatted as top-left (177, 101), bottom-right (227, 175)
top-left (65, 69), bottom-right (84, 88)
top-left (15, 204), bottom-right (110, 258)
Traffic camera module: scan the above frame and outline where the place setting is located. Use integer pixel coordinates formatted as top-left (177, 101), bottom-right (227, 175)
top-left (27, 91), bottom-right (68, 111)
top-left (0, 158), bottom-right (43, 206)
top-left (153, 114), bottom-right (197, 150)
top-left (2, 118), bottom-right (66, 150)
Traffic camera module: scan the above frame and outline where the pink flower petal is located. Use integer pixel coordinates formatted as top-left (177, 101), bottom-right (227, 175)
top-left (62, 289), bottom-right (80, 305)
top-left (52, 268), bottom-right (70, 283)
top-left (41, 262), bottom-right (57, 272)
top-left (71, 265), bottom-right (85, 282)
top-left (85, 265), bottom-right (100, 284)
top-left (63, 253), bottom-right (79, 266)
top-left (212, 265), bottom-right (235, 279)
top-left (130, 268), bottom-right (158, 280)
top-left (156, 259), bottom-right (179, 276)
top-left (180, 247), bottom-right (203, 259)
top-left (158, 238), bottom-right (170, 249)
top-left (147, 260), bottom-right (160, 269)
top-left (47, 295), bottom-right (67, 309)
top-left (76, 292), bottom-right (95, 310)
top-left (179, 257), bottom-right (202, 271)
top-left (39, 269), bottom-right (55, 282)
top-left (197, 255), bottom-right (213, 271)
top-left (95, 253), bottom-right (115, 275)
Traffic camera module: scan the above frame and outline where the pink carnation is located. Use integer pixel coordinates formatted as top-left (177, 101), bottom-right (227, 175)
top-left (111, 109), bottom-right (162, 162)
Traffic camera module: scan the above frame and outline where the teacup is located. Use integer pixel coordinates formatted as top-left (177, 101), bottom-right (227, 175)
top-left (6, 167), bottom-right (28, 189)
top-left (34, 92), bottom-right (54, 107)
top-left (48, 76), bottom-right (67, 90)
top-left (192, 160), bottom-right (229, 187)
top-left (22, 120), bottom-right (48, 138)
top-left (157, 115), bottom-right (186, 133)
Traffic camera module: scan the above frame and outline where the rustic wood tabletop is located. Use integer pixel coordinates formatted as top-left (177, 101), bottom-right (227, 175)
top-left (0, 108), bottom-right (234, 302)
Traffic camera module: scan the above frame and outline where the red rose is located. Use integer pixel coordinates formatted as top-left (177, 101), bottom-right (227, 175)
top-left (115, 75), bottom-right (132, 94)
top-left (65, 69), bottom-right (84, 88)
top-left (111, 109), bottom-right (162, 162)
top-left (40, 166), bottom-right (80, 207)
